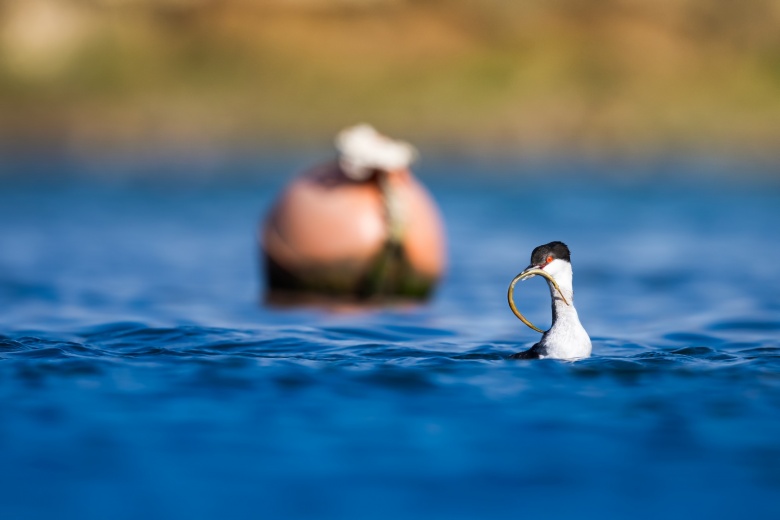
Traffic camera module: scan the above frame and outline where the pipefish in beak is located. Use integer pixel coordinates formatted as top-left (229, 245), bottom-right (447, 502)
top-left (507, 267), bottom-right (569, 333)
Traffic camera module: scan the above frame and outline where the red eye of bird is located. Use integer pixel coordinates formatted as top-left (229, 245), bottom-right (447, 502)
top-left (546, 256), bottom-right (553, 264)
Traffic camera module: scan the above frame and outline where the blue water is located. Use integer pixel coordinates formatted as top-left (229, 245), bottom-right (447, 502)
top-left (1, 159), bottom-right (780, 519)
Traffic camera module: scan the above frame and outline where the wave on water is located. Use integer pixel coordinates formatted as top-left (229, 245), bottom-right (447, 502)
top-left (2, 321), bottom-right (778, 377)
top-left (2, 175), bottom-right (780, 519)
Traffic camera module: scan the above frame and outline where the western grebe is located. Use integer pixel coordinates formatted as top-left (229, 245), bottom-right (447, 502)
top-left (508, 241), bottom-right (591, 360)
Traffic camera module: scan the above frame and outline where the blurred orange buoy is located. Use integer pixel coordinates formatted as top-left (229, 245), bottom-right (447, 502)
top-left (261, 124), bottom-right (446, 303)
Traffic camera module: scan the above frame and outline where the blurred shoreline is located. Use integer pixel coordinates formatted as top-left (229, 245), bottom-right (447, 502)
top-left (1, 0), bottom-right (780, 166)
top-left (2, 149), bottom-right (778, 187)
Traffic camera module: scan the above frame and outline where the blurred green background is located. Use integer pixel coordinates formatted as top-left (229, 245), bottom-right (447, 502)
top-left (2, 0), bottom-right (780, 163)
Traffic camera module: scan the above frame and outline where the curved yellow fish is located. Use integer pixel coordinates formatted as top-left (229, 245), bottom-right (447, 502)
top-left (507, 268), bottom-right (570, 333)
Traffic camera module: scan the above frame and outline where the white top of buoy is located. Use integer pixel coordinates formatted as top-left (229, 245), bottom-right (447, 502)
top-left (335, 124), bottom-right (418, 181)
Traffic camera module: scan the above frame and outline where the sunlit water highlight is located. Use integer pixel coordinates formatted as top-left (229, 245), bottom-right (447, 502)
top-left (1, 160), bottom-right (779, 519)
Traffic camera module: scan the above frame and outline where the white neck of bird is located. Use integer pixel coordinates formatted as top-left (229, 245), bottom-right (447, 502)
top-left (545, 260), bottom-right (576, 322)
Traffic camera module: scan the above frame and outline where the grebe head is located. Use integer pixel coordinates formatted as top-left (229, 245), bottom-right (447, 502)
top-left (524, 241), bottom-right (572, 281)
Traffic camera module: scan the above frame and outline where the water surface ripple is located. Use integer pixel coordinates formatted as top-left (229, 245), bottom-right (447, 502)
top-left (1, 167), bottom-right (779, 519)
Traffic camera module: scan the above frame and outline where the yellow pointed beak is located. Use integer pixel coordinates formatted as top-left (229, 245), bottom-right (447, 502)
top-left (507, 267), bottom-right (570, 333)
